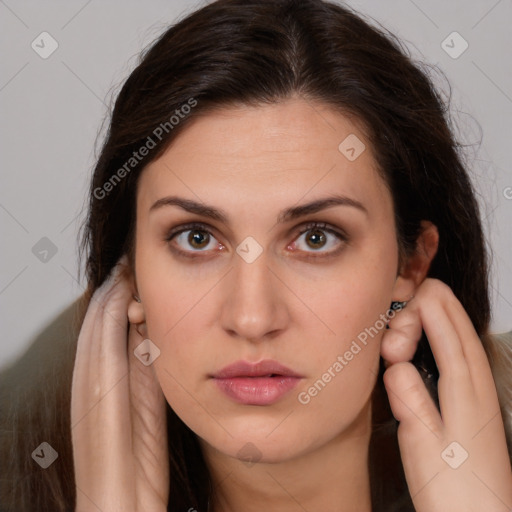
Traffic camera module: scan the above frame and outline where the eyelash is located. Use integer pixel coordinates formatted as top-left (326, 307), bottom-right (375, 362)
top-left (164, 221), bottom-right (348, 260)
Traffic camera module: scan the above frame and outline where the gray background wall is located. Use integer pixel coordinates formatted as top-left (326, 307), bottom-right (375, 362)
top-left (1, 0), bottom-right (511, 369)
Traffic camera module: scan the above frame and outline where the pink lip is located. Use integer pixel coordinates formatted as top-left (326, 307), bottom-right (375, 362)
top-left (212, 359), bottom-right (302, 379)
top-left (211, 359), bottom-right (303, 405)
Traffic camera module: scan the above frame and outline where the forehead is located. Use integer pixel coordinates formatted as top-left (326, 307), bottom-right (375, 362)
top-left (137, 98), bottom-right (392, 222)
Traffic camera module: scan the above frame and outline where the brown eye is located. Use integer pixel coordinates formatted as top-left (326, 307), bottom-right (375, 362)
top-left (173, 228), bottom-right (219, 252)
top-left (187, 229), bottom-right (211, 249)
top-left (305, 229), bottom-right (327, 250)
top-left (290, 222), bottom-right (348, 257)
top-left (165, 221), bottom-right (347, 260)
top-left (165, 223), bottom-right (222, 255)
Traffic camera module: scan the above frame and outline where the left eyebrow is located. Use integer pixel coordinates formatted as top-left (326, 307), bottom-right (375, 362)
top-left (149, 194), bottom-right (368, 223)
top-left (277, 194), bottom-right (368, 223)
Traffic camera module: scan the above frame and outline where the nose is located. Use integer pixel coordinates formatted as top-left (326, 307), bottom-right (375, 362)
top-left (219, 250), bottom-right (289, 343)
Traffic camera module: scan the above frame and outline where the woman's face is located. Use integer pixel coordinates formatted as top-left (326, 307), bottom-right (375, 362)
top-left (133, 97), bottom-right (400, 463)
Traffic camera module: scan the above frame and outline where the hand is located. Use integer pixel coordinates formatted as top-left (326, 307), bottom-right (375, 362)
top-left (381, 278), bottom-right (512, 512)
top-left (71, 255), bottom-right (169, 511)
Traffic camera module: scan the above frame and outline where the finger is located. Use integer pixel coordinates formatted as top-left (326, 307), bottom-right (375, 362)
top-left (383, 361), bottom-right (443, 438)
top-left (413, 281), bottom-right (480, 426)
top-left (71, 253), bottom-right (132, 424)
top-left (436, 285), bottom-right (497, 399)
top-left (380, 305), bottom-right (423, 365)
top-left (383, 362), bottom-right (446, 500)
top-left (71, 262), bottom-right (132, 422)
top-left (91, 258), bottom-right (132, 332)
top-left (128, 325), bottom-right (169, 507)
top-left (415, 293), bottom-right (468, 378)
top-left (71, 260), bottom-right (136, 509)
top-left (73, 371), bottom-right (134, 510)
top-left (72, 265), bottom-right (132, 418)
top-left (74, 257), bottom-right (131, 374)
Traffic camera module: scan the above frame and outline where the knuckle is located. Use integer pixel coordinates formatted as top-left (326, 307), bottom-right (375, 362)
top-left (383, 361), bottom-right (415, 388)
top-left (444, 360), bottom-right (470, 381)
top-left (420, 278), bottom-right (455, 305)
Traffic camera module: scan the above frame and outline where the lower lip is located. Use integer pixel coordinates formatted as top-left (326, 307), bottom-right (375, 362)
top-left (213, 376), bottom-right (301, 405)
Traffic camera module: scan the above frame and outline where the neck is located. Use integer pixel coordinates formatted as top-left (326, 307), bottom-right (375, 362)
top-left (202, 401), bottom-right (373, 512)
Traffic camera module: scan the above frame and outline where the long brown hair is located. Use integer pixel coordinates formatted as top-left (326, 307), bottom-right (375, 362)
top-left (2, 0), bottom-right (507, 510)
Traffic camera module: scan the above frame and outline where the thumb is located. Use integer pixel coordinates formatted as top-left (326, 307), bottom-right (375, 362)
top-left (382, 362), bottom-right (444, 497)
top-left (383, 362), bottom-right (441, 430)
top-left (381, 302), bottom-right (422, 367)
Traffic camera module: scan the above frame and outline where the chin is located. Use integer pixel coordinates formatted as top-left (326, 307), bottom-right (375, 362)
top-left (194, 419), bottom-right (319, 465)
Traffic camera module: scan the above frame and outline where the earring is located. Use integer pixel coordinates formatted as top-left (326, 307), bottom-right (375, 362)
top-left (390, 294), bottom-right (414, 311)
top-left (133, 294), bottom-right (141, 303)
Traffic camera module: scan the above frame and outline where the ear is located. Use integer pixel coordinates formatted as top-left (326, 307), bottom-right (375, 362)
top-left (391, 220), bottom-right (439, 300)
top-left (126, 263), bottom-right (146, 325)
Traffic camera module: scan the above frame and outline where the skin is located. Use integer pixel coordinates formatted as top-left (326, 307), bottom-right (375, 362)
top-left (71, 97), bottom-right (512, 512)
top-left (130, 97), bottom-right (425, 510)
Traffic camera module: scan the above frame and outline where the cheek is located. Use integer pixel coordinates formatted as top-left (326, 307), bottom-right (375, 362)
top-left (139, 270), bottom-right (220, 415)
top-left (290, 243), bottom-right (396, 405)
top-left (291, 239), bottom-right (397, 360)
top-left (144, 301), bottom-right (208, 392)
top-left (149, 320), bottom-right (211, 437)
top-left (134, 225), bottom-right (398, 457)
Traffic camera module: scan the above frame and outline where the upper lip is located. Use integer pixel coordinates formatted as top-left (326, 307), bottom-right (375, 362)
top-left (211, 359), bottom-right (303, 379)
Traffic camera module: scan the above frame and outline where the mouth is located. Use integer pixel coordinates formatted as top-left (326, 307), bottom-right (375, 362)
top-left (211, 359), bottom-right (303, 379)
top-left (211, 359), bottom-right (303, 405)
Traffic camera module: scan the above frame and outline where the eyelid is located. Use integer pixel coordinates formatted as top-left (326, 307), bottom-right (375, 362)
top-left (164, 220), bottom-right (348, 257)
top-left (164, 221), bottom-right (219, 243)
top-left (295, 221), bottom-right (347, 239)
top-left (290, 221), bottom-right (348, 258)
